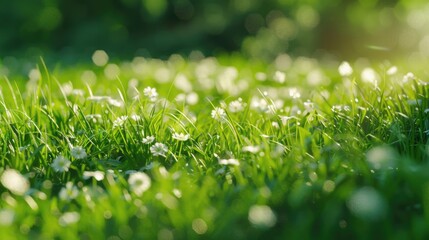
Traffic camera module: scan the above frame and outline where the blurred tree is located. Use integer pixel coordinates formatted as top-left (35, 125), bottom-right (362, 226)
top-left (0, 0), bottom-right (426, 61)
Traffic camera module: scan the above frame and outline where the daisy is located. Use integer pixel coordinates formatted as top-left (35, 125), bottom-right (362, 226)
top-left (143, 87), bottom-right (158, 102)
top-left (59, 182), bottom-right (79, 201)
top-left (172, 132), bottom-right (190, 141)
top-left (211, 107), bottom-right (227, 122)
top-left (273, 71), bottom-right (286, 83)
top-left (51, 155), bottom-right (71, 172)
top-left (0, 169), bottom-right (30, 196)
top-left (113, 116), bottom-right (128, 127)
top-left (83, 171), bottom-right (105, 181)
top-left (338, 61), bottom-right (353, 77)
top-left (128, 172), bottom-right (151, 196)
top-left (150, 142), bottom-right (168, 157)
top-left (71, 146), bottom-right (87, 159)
top-left (142, 136), bottom-right (155, 144)
top-left (219, 158), bottom-right (240, 166)
top-left (228, 98), bottom-right (245, 113)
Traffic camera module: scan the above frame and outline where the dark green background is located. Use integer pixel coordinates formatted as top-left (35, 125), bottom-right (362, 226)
top-left (0, 0), bottom-right (427, 62)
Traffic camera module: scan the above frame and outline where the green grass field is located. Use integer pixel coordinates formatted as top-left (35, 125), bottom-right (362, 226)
top-left (1, 54), bottom-right (429, 239)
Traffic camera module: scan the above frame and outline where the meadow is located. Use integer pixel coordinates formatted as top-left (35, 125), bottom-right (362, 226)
top-left (1, 52), bottom-right (429, 239)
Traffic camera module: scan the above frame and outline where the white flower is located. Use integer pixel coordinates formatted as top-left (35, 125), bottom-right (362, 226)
top-left (51, 155), bottom-right (71, 172)
top-left (172, 132), bottom-right (190, 141)
top-left (331, 105), bottom-right (351, 112)
top-left (150, 142), bottom-right (168, 157)
top-left (85, 114), bottom-right (102, 123)
top-left (113, 116), bottom-right (128, 127)
top-left (242, 145), bottom-right (260, 154)
top-left (403, 72), bottom-right (415, 83)
top-left (303, 101), bottom-right (314, 112)
top-left (251, 97), bottom-right (269, 113)
top-left (107, 98), bottom-right (124, 108)
top-left (347, 187), bottom-right (386, 221)
top-left (71, 146), bottom-right (87, 159)
top-left (272, 121), bottom-right (280, 128)
top-left (288, 88), bottom-right (301, 99)
top-left (128, 172), bottom-right (151, 196)
top-left (366, 146), bottom-right (397, 170)
top-left (386, 66), bottom-right (397, 75)
top-left (228, 98), bottom-right (245, 113)
top-left (143, 87), bottom-right (158, 102)
top-left (273, 71), bottom-right (286, 83)
top-left (83, 171), bottom-right (105, 181)
top-left (338, 61), bottom-right (353, 77)
top-left (142, 136), bottom-right (155, 144)
top-left (255, 72), bottom-right (267, 81)
top-left (130, 114), bottom-right (141, 121)
top-left (211, 107), bottom-right (227, 122)
top-left (59, 212), bottom-right (80, 226)
top-left (361, 68), bottom-right (379, 85)
top-left (248, 205), bottom-right (277, 228)
top-left (59, 182), bottom-right (79, 201)
top-left (0, 169), bottom-right (30, 196)
top-left (219, 158), bottom-right (240, 166)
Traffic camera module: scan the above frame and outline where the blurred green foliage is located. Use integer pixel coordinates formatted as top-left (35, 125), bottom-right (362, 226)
top-left (0, 0), bottom-right (428, 60)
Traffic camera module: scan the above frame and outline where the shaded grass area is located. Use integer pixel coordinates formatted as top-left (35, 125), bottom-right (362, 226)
top-left (1, 56), bottom-right (429, 239)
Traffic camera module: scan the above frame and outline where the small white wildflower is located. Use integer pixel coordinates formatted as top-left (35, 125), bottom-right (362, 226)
top-left (172, 132), bottom-right (190, 141)
top-left (279, 115), bottom-right (295, 126)
top-left (361, 68), bottom-right (379, 85)
top-left (347, 187), bottom-right (386, 221)
top-left (0, 169), bottom-right (30, 196)
top-left (60, 83), bottom-right (73, 96)
top-left (219, 158), bottom-right (240, 166)
top-left (128, 172), bottom-right (151, 196)
top-left (289, 88), bottom-right (301, 99)
top-left (150, 142), bottom-right (168, 157)
top-left (229, 98), bottom-right (246, 113)
top-left (51, 155), bottom-right (71, 173)
top-left (130, 114), bottom-right (141, 121)
top-left (85, 114), bottom-right (102, 123)
top-left (273, 71), bottom-right (286, 83)
top-left (242, 145), bottom-right (260, 154)
top-left (250, 97), bottom-right (269, 113)
top-left (186, 92), bottom-right (199, 105)
top-left (71, 146), bottom-right (87, 159)
top-left (59, 212), bottom-right (80, 226)
top-left (107, 98), bottom-right (124, 108)
top-left (83, 171), bottom-right (105, 181)
top-left (73, 88), bottom-right (84, 96)
top-left (211, 107), bottom-right (227, 122)
top-left (59, 182), bottom-right (79, 201)
top-left (403, 72), bottom-right (415, 83)
top-left (142, 136), bottom-right (155, 144)
top-left (331, 105), bottom-right (351, 112)
top-left (272, 121), bottom-right (280, 128)
top-left (173, 188), bottom-right (182, 198)
top-left (338, 61), bottom-right (353, 77)
top-left (303, 101), bottom-right (314, 112)
top-left (386, 66), bottom-right (398, 75)
top-left (92, 50), bottom-right (109, 67)
top-left (366, 146), bottom-right (397, 170)
top-left (248, 205), bottom-right (277, 228)
top-left (143, 87), bottom-right (158, 102)
top-left (255, 72), bottom-right (267, 81)
top-left (113, 116), bottom-right (128, 127)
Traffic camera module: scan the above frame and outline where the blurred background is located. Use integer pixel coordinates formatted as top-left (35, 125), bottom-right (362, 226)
top-left (0, 0), bottom-right (429, 66)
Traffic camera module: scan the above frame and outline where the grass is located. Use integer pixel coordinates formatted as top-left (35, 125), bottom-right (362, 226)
top-left (1, 55), bottom-right (429, 239)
